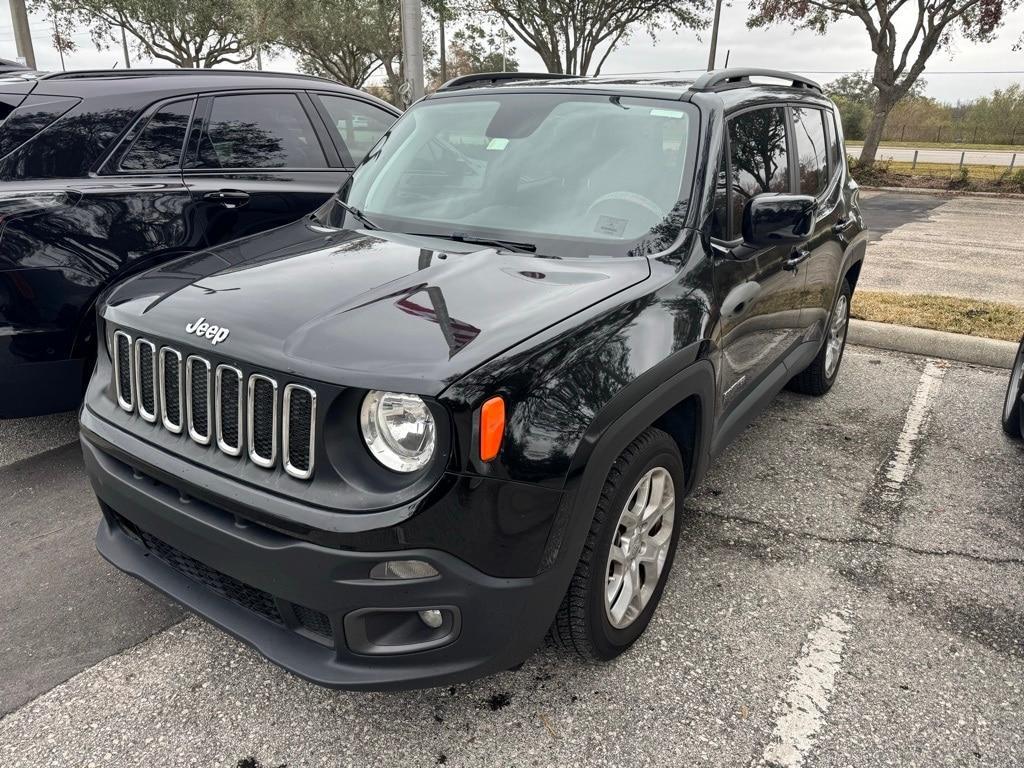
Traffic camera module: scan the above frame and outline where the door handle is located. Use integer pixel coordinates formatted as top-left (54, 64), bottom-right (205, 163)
top-left (833, 217), bottom-right (856, 234)
top-left (784, 248), bottom-right (811, 271)
top-left (203, 190), bottom-right (250, 208)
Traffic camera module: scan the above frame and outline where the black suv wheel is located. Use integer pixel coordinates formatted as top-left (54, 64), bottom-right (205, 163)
top-left (550, 428), bottom-right (684, 660)
top-left (1002, 337), bottom-right (1024, 439)
top-left (788, 278), bottom-right (853, 396)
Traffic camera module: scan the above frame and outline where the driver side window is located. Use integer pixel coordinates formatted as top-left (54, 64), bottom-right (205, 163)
top-left (726, 107), bottom-right (790, 239)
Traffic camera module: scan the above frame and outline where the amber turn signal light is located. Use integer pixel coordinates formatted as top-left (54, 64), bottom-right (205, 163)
top-left (479, 396), bottom-right (505, 462)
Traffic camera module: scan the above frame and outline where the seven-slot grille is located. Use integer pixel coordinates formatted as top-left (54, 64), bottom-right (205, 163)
top-left (113, 331), bottom-right (316, 479)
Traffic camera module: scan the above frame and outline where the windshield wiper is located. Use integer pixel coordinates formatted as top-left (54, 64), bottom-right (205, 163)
top-left (333, 197), bottom-right (379, 230)
top-left (413, 232), bottom-right (537, 254)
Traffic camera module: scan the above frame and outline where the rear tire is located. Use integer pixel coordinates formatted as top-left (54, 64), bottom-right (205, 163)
top-left (1002, 337), bottom-right (1024, 439)
top-left (788, 278), bottom-right (853, 397)
top-left (549, 428), bottom-right (684, 661)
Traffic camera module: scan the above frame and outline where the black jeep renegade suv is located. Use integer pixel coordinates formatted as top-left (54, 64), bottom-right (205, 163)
top-left (0, 68), bottom-right (397, 418)
top-left (81, 69), bottom-right (867, 690)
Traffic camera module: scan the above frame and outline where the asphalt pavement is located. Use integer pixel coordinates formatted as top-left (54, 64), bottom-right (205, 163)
top-left (1, 346), bottom-right (1020, 767)
top-left (857, 190), bottom-right (1024, 307)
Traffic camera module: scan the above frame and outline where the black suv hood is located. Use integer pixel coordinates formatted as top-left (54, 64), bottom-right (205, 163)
top-left (102, 221), bottom-right (650, 395)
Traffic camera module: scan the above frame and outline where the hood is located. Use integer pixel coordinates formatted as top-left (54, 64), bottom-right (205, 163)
top-left (102, 220), bottom-right (651, 394)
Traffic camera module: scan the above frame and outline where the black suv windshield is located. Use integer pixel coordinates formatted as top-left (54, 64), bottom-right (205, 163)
top-left (327, 92), bottom-right (698, 257)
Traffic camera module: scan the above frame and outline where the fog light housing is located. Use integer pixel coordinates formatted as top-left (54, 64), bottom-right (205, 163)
top-left (370, 559), bottom-right (439, 580)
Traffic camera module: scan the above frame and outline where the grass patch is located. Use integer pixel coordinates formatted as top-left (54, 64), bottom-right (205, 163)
top-left (851, 291), bottom-right (1024, 342)
top-left (849, 156), bottom-right (1024, 193)
top-left (847, 141), bottom-right (1024, 152)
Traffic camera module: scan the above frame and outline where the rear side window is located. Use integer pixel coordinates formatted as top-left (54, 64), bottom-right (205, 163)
top-left (0, 94), bottom-right (24, 125)
top-left (827, 109), bottom-right (844, 174)
top-left (792, 107), bottom-right (829, 196)
top-left (0, 96), bottom-right (79, 159)
top-left (121, 99), bottom-right (194, 171)
top-left (315, 95), bottom-right (395, 166)
top-left (195, 93), bottom-right (326, 169)
top-left (727, 107), bottom-right (789, 238)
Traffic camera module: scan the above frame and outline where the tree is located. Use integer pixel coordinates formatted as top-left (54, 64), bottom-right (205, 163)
top-left (826, 71), bottom-right (926, 141)
top-left (427, 25), bottom-right (518, 87)
top-left (259, 0), bottom-right (403, 93)
top-left (748, 0), bottom-right (1024, 163)
top-left (32, 0), bottom-right (260, 68)
top-left (489, 0), bottom-right (708, 75)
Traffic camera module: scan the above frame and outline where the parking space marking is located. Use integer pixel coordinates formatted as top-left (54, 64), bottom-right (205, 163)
top-left (755, 610), bottom-right (854, 768)
top-left (882, 360), bottom-right (946, 501)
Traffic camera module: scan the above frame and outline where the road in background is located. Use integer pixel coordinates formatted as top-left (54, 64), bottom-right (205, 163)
top-left (858, 190), bottom-right (1024, 307)
top-left (1, 348), bottom-right (1021, 766)
top-left (849, 145), bottom-right (1020, 166)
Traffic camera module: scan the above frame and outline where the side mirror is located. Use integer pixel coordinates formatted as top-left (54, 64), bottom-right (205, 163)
top-left (742, 194), bottom-right (816, 247)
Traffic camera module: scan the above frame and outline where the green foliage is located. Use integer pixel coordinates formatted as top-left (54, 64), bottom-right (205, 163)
top-left (427, 25), bottom-right (518, 88)
top-left (489, 0), bottom-right (707, 75)
top-left (30, 0), bottom-right (259, 67)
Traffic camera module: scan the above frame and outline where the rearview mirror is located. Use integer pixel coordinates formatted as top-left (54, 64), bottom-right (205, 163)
top-left (742, 194), bottom-right (816, 247)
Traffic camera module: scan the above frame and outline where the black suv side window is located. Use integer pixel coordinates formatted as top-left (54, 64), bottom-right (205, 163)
top-left (121, 99), bottom-right (194, 171)
top-left (792, 106), bottom-right (829, 196)
top-left (195, 93), bottom-right (327, 170)
top-left (826, 109), bottom-right (844, 176)
top-left (315, 95), bottom-right (394, 166)
top-left (727, 107), bottom-right (789, 239)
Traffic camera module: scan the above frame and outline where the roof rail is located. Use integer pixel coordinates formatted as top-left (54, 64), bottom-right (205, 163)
top-left (40, 68), bottom-right (339, 85)
top-left (438, 72), bottom-right (578, 91)
top-left (690, 68), bottom-right (822, 94)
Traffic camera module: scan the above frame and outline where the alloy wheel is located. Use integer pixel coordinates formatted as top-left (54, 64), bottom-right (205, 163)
top-left (825, 294), bottom-right (850, 378)
top-left (604, 467), bottom-right (676, 629)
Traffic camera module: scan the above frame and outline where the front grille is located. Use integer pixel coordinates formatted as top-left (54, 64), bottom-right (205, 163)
top-left (186, 356), bottom-right (211, 444)
top-left (114, 513), bottom-right (332, 640)
top-left (114, 331), bottom-right (133, 410)
top-left (140, 528), bottom-right (284, 624)
top-left (284, 384), bottom-right (316, 479)
top-left (216, 365), bottom-right (242, 455)
top-left (248, 375), bottom-right (277, 467)
top-left (109, 328), bottom-right (317, 480)
top-left (134, 339), bottom-right (157, 422)
top-left (293, 603), bottom-right (333, 638)
top-left (159, 348), bottom-right (183, 433)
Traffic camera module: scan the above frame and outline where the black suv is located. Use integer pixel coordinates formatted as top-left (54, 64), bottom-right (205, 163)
top-left (82, 69), bottom-right (867, 690)
top-left (0, 69), bottom-right (397, 418)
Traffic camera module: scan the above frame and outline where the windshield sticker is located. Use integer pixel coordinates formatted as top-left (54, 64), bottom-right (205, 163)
top-left (649, 108), bottom-right (684, 119)
top-left (595, 215), bottom-right (628, 237)
top-left (486, 137), bottom-right (510, 151)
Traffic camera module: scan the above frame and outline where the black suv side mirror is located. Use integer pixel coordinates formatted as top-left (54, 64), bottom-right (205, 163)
top-left (742, 194), bottom-right (817, 247)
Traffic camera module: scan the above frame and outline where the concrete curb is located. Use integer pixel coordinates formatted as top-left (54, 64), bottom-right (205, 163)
top-left (859, 185), bottom-right (1024, 200)
top-left (849, 319), bottom-right (1019, 369)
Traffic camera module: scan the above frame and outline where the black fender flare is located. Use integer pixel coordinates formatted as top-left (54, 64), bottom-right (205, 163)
top-left (539, 341), bottom-right (716, 573)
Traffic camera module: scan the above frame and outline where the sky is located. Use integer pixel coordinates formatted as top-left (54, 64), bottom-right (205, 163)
top-left (2, 1), bottom-right (1023, 103)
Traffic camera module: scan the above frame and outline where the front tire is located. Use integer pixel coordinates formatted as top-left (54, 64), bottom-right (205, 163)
top-left (549, 428), bottom-right (684, 661)
top-left (788, 278), bottom-right (853, 396)
top-left (1002, 337), bottom-right (1024, 439)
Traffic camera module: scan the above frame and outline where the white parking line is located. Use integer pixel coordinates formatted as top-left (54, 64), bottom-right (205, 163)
top-left (882, 360), bottom-right (946, 501)
top-left (754, 610), bottom-right (854, 768)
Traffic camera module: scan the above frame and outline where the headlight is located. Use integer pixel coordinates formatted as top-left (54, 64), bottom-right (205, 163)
top-left (360, 391), bottom-right (436, 472)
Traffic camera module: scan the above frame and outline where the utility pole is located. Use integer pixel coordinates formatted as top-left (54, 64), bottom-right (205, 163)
top-left (706, 0), bottom-right (722, 71)
top-left (8, 0), bottom-right (36, 69)
top-left (399, 0), bottom-right (425, 106)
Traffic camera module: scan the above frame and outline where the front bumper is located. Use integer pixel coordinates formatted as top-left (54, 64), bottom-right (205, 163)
top-left (83, 432), bottom-right (571, 690)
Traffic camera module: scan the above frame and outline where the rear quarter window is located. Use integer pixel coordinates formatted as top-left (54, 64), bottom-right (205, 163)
top-left (0, 98), bottom-right (136, 180)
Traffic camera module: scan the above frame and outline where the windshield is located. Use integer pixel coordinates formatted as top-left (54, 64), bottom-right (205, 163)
top-left (322, 92), bottom-right (697, 257)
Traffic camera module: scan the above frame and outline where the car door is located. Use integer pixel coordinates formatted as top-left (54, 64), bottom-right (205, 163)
top-left (182, 91), bottom-right (346, 249)
top-left (712, 105), bottom-right (810, 419)
top-left (792, 105), bottom-right (847, 337)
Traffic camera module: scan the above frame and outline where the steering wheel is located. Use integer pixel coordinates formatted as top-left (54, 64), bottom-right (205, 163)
top-left (585, 191), bottom-right (664, 220)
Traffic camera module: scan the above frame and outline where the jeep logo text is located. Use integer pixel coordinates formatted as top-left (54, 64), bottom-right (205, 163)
top-left (185, 317), bottom-right (230, 345)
